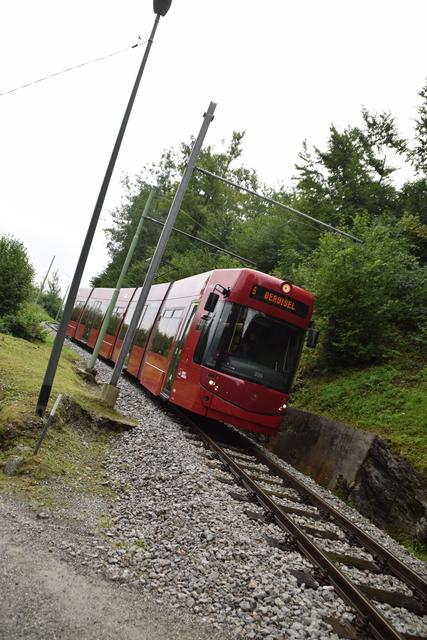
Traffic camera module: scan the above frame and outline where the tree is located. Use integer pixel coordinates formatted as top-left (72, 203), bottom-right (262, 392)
top-left (295, 216), bottom-right (427, 367)
top-left (293, 122), bottom-right (400, 231)
top-left (40, 270), bottom-right (62, 318)
top-left (90, 89), bottom-right (427, 376)
top-left (0, 235), bottom-right (34, 316)
top-left (92, 132), bottom-right (263, 287)
top-left (410, 80), bottom-right (427, 176)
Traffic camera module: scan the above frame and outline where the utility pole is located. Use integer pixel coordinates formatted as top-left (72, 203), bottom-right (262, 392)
top-left (35, 2), bottom-right (173, 417)
top-left (35, 256), bottom-right (55, 304)
top-left (101, 101), bottom-right (217, 408)
top-left (55, 284), bottom-right (70, 321)
top-left (86, 188), bottom-right (155, 371)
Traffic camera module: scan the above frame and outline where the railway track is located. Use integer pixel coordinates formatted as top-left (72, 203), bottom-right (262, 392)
top-left (62, 333), bottom-right (426, 638)
top-left (176, 410), bottom-right (427, 640)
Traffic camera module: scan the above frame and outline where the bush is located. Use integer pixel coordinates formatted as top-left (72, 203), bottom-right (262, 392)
top-left (295, 216), bottom-right (427, 367)
top-left (40, 270), bottom-right (62, 319)
top-left (0, 235), bottom-right (34, 316)
top-left (0, 303), bottom-right (47, 342)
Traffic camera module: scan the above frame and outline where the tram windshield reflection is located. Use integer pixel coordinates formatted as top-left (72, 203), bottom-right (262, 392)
top-left (200, 302), bottom-right (304, 393)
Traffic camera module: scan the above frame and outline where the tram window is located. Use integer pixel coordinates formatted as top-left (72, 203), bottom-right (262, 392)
top-left (80, 300), bottom-right (103, 339)
top-left (80, 301), bottom-right (102, 326)
top-left (70, 302), bottom-right (83, 321)
top-left (150, 307), bottom-right (184, 357)
top-left (119, 302), bottom-right (137, 340)
top-left (193, 302), bottom-right (224, 364)
top-left (106, 306), bottom-right (124, 335)
top-left (133, 305), bottom-right (156, 347)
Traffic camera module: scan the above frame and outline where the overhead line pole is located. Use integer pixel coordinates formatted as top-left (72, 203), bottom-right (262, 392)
top-left (55, 284), bottom-right (70, 321)
top-left (144, 215), bottom-right (257, 266)
top-left (102, 101), bottom-right (217, 407)
top-left (35, 4), bottom-right (172, 417)
top-left (86, 188), bottom-right (155, 371)
top-left (195, 167), bottom-right (363, 244)
top-left (35, 256), bottom-right (55, 304)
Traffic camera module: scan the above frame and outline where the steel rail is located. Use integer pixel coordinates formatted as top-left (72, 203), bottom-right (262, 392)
top-left (58, 318), bottom-right (426, 604)
top-left (56, 321), bottom-right (426, 633)
top-left (180, 412), bottom-right (419, 640)
top-left (242, 439), bottom-right (427, 601)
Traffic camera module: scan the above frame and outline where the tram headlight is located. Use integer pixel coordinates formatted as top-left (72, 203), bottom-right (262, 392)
top-left (208, 379), bottom-right (215, 386)
top-left (278, 403), bottom-right (288, 412)
top-left (281, 281), bottom-right (292, 294)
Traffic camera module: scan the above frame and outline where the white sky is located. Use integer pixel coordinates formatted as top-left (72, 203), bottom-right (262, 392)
top-left (0, 0), bottom-right (425, 291)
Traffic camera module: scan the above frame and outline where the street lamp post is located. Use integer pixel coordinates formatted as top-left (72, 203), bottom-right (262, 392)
top-left (36, 2), bottom-right (172, 417)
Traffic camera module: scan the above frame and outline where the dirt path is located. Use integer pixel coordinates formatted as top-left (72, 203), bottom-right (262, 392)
top-left (0, 498), bottom-right (221, 640)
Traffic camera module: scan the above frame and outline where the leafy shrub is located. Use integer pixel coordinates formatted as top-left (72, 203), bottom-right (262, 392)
top-left (0, 303), bottom-right (47, 342)
top-left (0, 235), bottom-right (34, 316)
top-left (295, 216), bottom-right (427, 367)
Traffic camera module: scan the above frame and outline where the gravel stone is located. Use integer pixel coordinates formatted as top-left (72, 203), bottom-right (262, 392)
top-left (46, 341), bottom-right (427, 639)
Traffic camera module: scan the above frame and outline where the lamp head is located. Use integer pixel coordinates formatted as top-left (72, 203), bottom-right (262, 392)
top-left (153, 0), bottom-right (172, 16)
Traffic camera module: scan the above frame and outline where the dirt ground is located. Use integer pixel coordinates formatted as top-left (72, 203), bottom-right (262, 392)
top-left (0, 496), bottom-right (223, 640)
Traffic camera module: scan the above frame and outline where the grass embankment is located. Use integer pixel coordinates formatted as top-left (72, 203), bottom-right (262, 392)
top-left (0, 332), bottom-right (134, 507)
top-left (293, 358), bottom-right (427, 480)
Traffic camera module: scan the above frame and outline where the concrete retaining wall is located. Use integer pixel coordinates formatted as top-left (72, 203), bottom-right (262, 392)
top-left (270, 407), bottom-right (427, 541)
top-left (270, 407), bottom-right (375, 490)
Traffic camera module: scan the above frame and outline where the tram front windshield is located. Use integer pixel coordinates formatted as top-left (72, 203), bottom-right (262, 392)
top-left (197, 302), bottom-right (304, 393)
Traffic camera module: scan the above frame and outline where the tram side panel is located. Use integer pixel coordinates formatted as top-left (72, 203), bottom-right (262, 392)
top-left (165, 269), bottom-right (240, 417)
top-left (74, 289), bottom-right (113, 346)
top-left (66, 288), bottom-right (93, 338)
top-left (97, 288), bottom-right (136, 360)
top-left (117, 282), bottom-right (171, 377)
top-left (137, 273), bottom-right (211, 396)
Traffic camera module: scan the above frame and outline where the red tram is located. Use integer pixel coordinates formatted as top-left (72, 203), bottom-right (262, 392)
top-left (67, 269), bottom-right (317, 436)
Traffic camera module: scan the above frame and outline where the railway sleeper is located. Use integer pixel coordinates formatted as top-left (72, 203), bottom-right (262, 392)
top-left (246, 471), bottom-right (284, 486)
top-left (264, 533), bottom-right (299, 553)
top-left (326, 614), bottom-right (427, 640)
top-left (274, 502), bottom-right (324, 521)
top-left (229, 490), bottom-right (256, 503)
top-left (227, 452), bottom-right (258, 464)
top-left (263, 486), bottom-right (303, 500)
top-left (192, 421), bottom-right (427, 635)
top-left (356, 584), bottom-right (426, 616)
top-left (234, 460), bottom-right (270, 473)
top-left (326, 551), bottom-right (383, 574)
top-left (323, 615), bottom-right (368, 640)
top-left (303, 524), bottom-right (344, 541)
top-left (222, 445), bottom-right (253, 458)
top-left (213, 473), bottom-right (235, 485)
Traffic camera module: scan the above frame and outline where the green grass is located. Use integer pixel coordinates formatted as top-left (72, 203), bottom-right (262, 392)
top-left (293, 359), bottom-right (427, 480)
top-left (0, 332), bottom-right (134, 505)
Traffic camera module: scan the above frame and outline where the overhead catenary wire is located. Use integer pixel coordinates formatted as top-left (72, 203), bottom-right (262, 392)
top-left (144, 215), bottom-right (257, 267)
top-left (195, 167), bottom-right (363, 244)
top-left (152, 191), bottom-right (234, 254)
top-left (0, 39), bottom-right (146, 98)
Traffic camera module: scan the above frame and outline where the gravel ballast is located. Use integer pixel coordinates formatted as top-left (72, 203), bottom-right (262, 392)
top-left (58, 342), bottom-right (426, 640)
top-left (5, 338), bottom-right (423, 639)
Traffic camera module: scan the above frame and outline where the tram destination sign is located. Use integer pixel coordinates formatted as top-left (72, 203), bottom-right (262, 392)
top-left (250, 285), bottom-right (309, 318)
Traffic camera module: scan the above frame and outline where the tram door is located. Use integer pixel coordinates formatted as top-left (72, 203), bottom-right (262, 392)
top-left (161, 301), bottom-right (198, 399)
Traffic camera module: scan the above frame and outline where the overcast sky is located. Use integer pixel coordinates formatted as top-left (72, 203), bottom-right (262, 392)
top-left (0, 0), bottom-right (425, 292)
